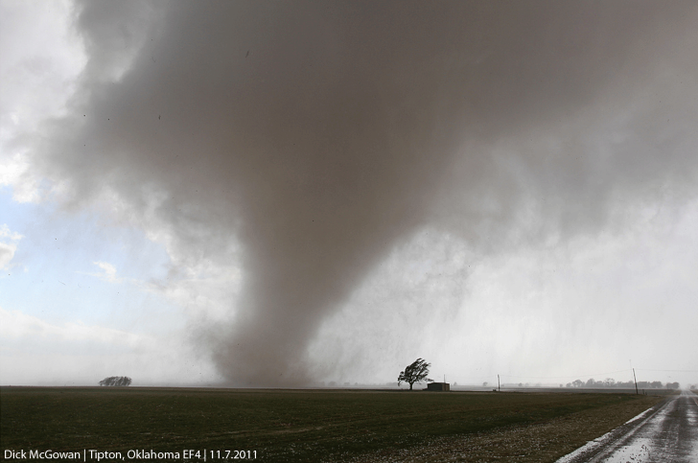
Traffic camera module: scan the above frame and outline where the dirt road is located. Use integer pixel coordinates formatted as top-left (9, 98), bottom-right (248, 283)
top-left (556, 390), bottom-right (698, 462)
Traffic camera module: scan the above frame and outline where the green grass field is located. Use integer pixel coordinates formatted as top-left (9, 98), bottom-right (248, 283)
top-left (0, 387), bottom-right (663, 462)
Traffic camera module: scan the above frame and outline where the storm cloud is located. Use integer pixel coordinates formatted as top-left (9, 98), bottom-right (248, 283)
top-left (19, 1), bottom-right (698, 385)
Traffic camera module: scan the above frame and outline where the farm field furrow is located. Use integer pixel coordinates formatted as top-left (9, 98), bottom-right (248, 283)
top-left (0, 387), bottom-right (664, 462)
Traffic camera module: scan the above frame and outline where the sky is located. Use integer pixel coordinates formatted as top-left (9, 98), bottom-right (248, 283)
top-left (1, 0), bottom-right (697, 388)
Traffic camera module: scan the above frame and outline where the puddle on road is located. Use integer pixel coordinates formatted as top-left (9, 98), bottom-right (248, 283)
top-left (686, 405), bottom-right (698, 426)
top-left (600, 437), bottom-right (652, 463)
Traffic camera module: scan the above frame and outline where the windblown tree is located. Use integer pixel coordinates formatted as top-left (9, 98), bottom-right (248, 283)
top-left (99, 376), bottom-right (132, 387)
top-left (398, 358), bottom-right (432, 390)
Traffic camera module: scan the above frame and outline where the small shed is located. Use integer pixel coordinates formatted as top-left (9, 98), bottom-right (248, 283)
top-left (426, 382), bottom-right (450, 392)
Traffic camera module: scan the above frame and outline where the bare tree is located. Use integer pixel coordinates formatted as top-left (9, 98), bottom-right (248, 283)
top-left (398, 358), bottom-right (432, 390)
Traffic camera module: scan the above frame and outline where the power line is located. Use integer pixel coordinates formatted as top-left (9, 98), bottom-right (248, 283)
top-left (445, 368), bottom-right (697, 385)
top-left (498, 369), bottom-right (633, 380)
top-left (636, 369), bottom-right (698, 373)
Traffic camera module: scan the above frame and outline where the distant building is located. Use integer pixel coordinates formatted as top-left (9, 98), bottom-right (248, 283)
top-left (426, 382), bottom-right (450, 392)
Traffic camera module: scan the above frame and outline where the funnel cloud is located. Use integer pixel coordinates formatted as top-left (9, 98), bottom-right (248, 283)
top-left (14, 1), bottom-right (698, 386)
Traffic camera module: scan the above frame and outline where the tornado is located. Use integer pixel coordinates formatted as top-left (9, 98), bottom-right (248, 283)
top-left (20, 1), bottom-right (698, 385)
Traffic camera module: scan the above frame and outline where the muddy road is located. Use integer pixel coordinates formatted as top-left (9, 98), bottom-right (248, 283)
top-left (557, 390), bottom-right (698, 462)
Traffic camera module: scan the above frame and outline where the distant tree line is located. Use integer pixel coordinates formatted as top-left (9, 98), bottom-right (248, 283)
top-left (564, 378), bottom-right (679, 389)
top-left (99, 376), bottom-right (132, 387)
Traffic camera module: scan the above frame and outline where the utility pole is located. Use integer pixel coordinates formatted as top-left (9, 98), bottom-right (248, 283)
top-left (633, 368), bottom-right (639, 395)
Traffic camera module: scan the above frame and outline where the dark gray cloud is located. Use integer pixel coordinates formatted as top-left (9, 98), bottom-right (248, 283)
top-left (26, 1), bottom-right (698, 385)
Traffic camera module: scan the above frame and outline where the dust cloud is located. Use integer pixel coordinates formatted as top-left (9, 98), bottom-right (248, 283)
top-left (21, 1), bottom-right (698, 385)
